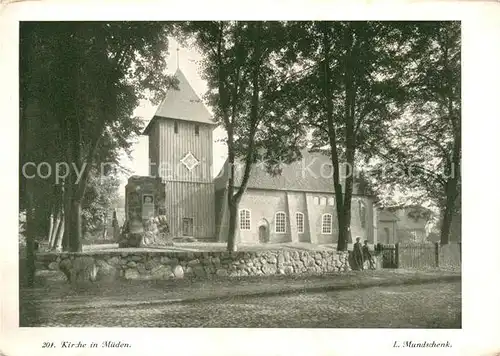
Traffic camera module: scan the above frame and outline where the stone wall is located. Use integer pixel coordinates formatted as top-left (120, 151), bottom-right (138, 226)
top-left (36, 250), bottom-right (351, 282)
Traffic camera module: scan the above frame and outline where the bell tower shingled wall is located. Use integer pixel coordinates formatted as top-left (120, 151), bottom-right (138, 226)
top-left (142, 69), bottom-right (217, 240)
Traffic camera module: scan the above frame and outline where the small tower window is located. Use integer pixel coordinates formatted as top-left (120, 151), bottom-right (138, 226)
top-left (195, 124), bottom-right (199, 136)
top-left (174, 121), bottom-right (178, 134)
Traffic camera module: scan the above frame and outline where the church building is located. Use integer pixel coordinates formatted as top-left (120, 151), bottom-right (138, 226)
top-left (214, 152), bottom-right (377, 245)
top-left (126, 68), bottom-right (377, 245)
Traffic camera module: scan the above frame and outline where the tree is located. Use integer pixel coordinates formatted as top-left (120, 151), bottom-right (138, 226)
top-left (180, 21), bottom-right (305, 251)
top-left (362, 22), bottom-right (461, 244)
top-left (81, 171), bottom-right (121, 240)
top-left (278, 21), bottom-right (411, 250)
top-left (20, 22), bottom-right (177, 261)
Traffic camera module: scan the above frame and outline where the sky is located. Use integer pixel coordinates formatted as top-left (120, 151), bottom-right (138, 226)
top-left (118, 38), bottom-right (227, 193)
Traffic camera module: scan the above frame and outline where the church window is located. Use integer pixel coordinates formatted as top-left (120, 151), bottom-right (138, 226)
top-left (328, 197), bottom-right (335, 206)
top-left (322, 213), bottom-right (332, 234)
top-left (296, 212), bottom-right (304, 234)
top-left (275, 212), bottom-right (286, 233)
top-left (313, 197), bottom-right (319, 205)
top-left (195, 124), bottom-right (199, 136)
top-left (174, 121), bottom-right (178, 134)
top-left (320, 197), bottom-right (327, 206)
top-left (359, 200), bottom-right (366, 228)
top-left (239, 209), bottom-right (251, 231)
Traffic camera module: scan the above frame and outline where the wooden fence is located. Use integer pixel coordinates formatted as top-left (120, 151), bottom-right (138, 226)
top-left (397, 242), bottom-right (438, 269)
top-left (376, 242), bottom-right (461, 269)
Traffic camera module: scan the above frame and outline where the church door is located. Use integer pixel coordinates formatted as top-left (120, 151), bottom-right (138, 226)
top-left (259, 225), bottom-right (268, 243)
top-left (182, 218), bottom-right (194, 236)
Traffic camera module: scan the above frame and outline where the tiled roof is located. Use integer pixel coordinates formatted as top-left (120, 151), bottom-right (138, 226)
top-left (214, 150), bottom-right (372, 195)
top-left (143, 69), bottom-right (216, 135)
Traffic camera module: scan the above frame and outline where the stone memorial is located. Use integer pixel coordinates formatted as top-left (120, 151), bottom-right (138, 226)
top-left (119, 176), bottom-right (171, 248)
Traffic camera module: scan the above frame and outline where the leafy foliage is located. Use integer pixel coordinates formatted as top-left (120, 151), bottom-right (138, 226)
top-left (20, 22), bottom-right (176, 252)
top-left (180, 21), bottom-right (307, 250)
top-left (81, 171), bottom-right (121, 235)
top-left (362, 22), bottom-right (461, 243)
top-left (267, 21), bottom-right (420, 249)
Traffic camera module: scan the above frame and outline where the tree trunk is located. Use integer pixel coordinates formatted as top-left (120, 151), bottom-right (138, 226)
top-left (49, 212), bottom-right (61, 249)
top-left (321, 22), bottom-right (349, 251)
top-left (47, 213), bottom-right (55, 249)
top-left (342, 124), bottom-right (355, 248)
top-left (440, 172), bottom-right (459, 245)
top-left (24, 192), bottom-right (36, 287)
top-left (440, 196), bottom-right (452, 245)
top-left (69, 199), bottom-right (83, 252)
top-left (20, 27), bottom-right (36, 286)
top-left (227, 201), bottom-right (238, 252)
top-left (226, 148), bottom-right (238, 252)
top-left (440, 23), bottom-right (461, 245)
top-left (340, 23), bottom-right (357, 250)
top-left (102, 212), bottom-right (108, 240)
top-left (226, 28), bottom-right (261, 251)
top-left (336, 200), bottom-right (348, 250)
top-left (54, 213), bottom-right (65, 251)
top-left (62, 177), bottom-right (72, 251)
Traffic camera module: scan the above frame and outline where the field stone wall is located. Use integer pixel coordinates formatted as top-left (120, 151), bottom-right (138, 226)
top-left (35, 250), bottom-right (351, 282)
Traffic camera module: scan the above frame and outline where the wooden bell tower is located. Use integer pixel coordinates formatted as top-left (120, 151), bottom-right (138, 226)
top-left (142, 69), bottom-right (217, 240)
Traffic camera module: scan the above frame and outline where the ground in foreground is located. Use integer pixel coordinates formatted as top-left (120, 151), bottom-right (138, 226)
top-left (21, 280), bottom-right (460, 328)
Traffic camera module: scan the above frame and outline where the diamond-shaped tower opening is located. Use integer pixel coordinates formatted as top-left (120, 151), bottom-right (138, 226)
top-left (181, 152), bottom-right (200, 171)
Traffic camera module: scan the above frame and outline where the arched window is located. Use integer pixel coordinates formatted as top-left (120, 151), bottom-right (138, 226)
top-left (313, 196), bottom-right (320, 205)
top-left (275, 212), bottom-right (286, 233)
top-left (328, 197), bottom-right (335, 206)
top-left (322, 213), bottom-right (332, 234)
top-left (320, 197), bottom-right (327, 206)
top-left (239, 209), bottom-right (251, 231)
top-left (296, 212), bottom-right (304, 234)
top-left (359, 200), bottom-right (366, 228)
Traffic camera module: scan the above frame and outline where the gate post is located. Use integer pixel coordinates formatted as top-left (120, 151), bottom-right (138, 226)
top-left (435, 242), bottom-right (440, 268)
top-left (395, 242), bottom-right (399, 268)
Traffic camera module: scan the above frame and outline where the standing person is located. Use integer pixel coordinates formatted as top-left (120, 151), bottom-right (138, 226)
top-left (353, 237), bottom-right (364, 270)
top-left (362, 240), bottom-right (375, 270)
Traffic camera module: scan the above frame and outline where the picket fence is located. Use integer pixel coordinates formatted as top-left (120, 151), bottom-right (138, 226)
top-left (376, 242), bottom-right (461, 269)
